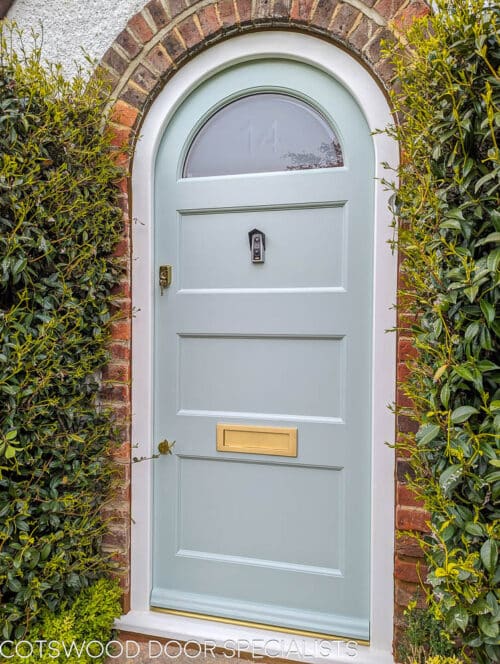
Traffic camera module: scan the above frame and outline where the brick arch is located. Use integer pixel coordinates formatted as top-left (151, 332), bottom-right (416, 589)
top-left (100, 0), bottom-right (430, 649)
top-left (103, 0), bottom-right (428, 152)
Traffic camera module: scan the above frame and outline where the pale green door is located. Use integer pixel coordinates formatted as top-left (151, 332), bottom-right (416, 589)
top-left (152, 59), bottom-right (374, 640)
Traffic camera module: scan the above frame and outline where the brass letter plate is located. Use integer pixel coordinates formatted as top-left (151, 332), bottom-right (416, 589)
top-left (216, 423), bottom-right (297, 457)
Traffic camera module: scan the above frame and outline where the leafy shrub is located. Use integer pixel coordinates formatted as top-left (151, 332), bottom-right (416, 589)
top-left (0, 26), bottom-right (124, 637)
top-left (425, 658), bottom-right (463, 664)
top-left (5, 578), bottom-right (122, 663)
top-left (397, 600), bottom-right (457, 664)
top-left (384, 1), bottom-right (499, 661)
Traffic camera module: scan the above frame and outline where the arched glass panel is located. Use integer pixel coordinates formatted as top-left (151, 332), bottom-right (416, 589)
top-left (183, 93), bottom-right (343, 177)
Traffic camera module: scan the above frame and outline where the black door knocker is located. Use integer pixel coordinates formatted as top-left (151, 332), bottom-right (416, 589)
top-left (248, 228), bottom-right (266, 264)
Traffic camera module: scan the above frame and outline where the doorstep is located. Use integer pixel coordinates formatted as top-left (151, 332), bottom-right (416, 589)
top-left (114, 611), bottom-right (394, 664)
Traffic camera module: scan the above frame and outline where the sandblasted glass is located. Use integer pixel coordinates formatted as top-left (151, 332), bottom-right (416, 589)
top-left (183, 93), bottom-right (344, 177)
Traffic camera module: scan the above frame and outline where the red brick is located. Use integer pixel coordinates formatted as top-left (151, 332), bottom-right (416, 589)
top-left (397, 413), bottom-right (418, 433)
top-left (395, 533), bottom-right (424, 558)
top-left (397, 361), bottom-right (410, 382)
top-left (373, 0), bottom-right (406, 20)
top-left (177, 15), bottom-right (202, 48)
top-left (110, 125), bottom-right (132, 148)
top-left (111, 99), bottom-right (139, 130)
top-left (393, 0), bottom-right (429, 32)
top-left (290, 0), bottom-right (315, 23)
top-left (101, 383), bottom-right (130, 402)
top-left (397, 483), bottom-right (423, 508)
top-left (121, 588), bottom-right (131, 614)
top-left (167, 0), bottom-right (186, 19)
top-left (131, 63), bottom-right (158, 92)
top-left (145, 45), bottom-right (172, 76)
top-left (102, 530), bottom-right (130, 550)
top-left (102, 363), bottom-right (131, 383)
top-left (145, 0), bottom-right (170, 30)
top-left (113, 482), bottom-right (131, 504)
top-left (363, 29), bottom-right (389, 65)
top-left (397, 386), bottom-right (413, 409)
top-left (197, 4), bottom-right (221, 37)
top-left (161, 30), bottom-right (185, 61)
top-left (273, 0), bottom-right (291, 19)
top-left (113, 238), bottom-right (130, 259)
top-left (116, 177), bottom-right (129, 195)
top-left (109, 343), bottom-right (131, 362)
top-left (398, 309), bottom-right (418, 331)
top-left (105, 553), bottom-right (131, 575)
top-left (112, 299), bottom-right (132, 316)
top-left (102, 47), bottom-right (129, 76)
top-left (396, 506), bottom-right (430, 532)
top-left (116, 195), bottom-right (129, 215)
top-left (115, 29), bottom-right (141, 59)
top-left (374, 57), bottom-right (397, 87)
top-left (107, 403), bottom-right (132, 423)
top-left (236, 0), bottom-right (252, 24)
top-left (348, 16), bottom-right (376, 52)
top-left (111, 280), bottom-right (132, 300)
top-left (254, 0), bottom-right (273, 20)
top-left (330, 3), bottom-right (359, 38)
top-left (128, 13), bottom-right (155, 44)
top-left (111, 150), bottom-right (130, 171)
top-left (102, 510), bottom-right (130, 529)
top-left (218, 0), bottom-right (237, 28)
top-left (95, 64), bottom-right (120, 89)
top-left (113, 441), bottom-right (132, 462)
top-left (396, 457), bottom-right (414, 482)
top-left (395, 556), bottom-right (428, 583)
top-left (398, 337), bottom-right (417, 361)
top-left (111, 320), bottom-right (131, 341)
top-left (312, 0), bottom-right (339, 29)
top-left (395, 579), bottom-right (426, 608)
top-left (112, 100), bottom-right (140, 128)
top-left (119, 83), bottom-right (148, 111)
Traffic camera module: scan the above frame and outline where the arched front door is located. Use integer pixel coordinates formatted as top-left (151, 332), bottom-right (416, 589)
top-left (152, 58), bottom-right (374, 641)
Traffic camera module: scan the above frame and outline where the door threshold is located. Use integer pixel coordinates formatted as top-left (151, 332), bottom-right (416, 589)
top-left (115, 610), bottom-right (394, 664)
top-left (151, 605), bottom-right (370, 645)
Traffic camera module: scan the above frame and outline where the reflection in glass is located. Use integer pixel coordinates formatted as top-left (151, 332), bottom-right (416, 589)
top-left (183, 93), bottom-right (344, 177)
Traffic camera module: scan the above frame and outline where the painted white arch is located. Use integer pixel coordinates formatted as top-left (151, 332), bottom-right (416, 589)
top-left (119, 31), bottom-right (397, 664)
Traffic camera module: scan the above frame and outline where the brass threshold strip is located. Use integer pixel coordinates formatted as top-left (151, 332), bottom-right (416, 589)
top-left (150, 606), bottom-right (370, 646)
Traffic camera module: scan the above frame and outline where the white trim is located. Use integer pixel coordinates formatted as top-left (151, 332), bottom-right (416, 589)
top-left (124, 31), bottom-right (397, 664)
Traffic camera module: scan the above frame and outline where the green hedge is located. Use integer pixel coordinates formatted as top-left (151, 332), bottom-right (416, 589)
top-left (385, 1), bottom-right (499, 661)
top-left (0, 27), bottom-right (124, 637)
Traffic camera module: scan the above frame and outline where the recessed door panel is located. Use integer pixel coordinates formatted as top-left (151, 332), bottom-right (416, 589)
top-left (179, 205), bottom-right (346, 290)
top-left (178, 335), bottom-right (345, 420)
top-left (177, 457), bottom-right (344, 573)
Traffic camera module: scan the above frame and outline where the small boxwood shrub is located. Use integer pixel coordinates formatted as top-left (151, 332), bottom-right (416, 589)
top-left (5, 578), bottom-right (122, 663)
top-left (397, 600), bottom-right (457, 664)
top-left (384, 1), bottom-right (499, 662)
top-left (0, 26), bottom-right (124, 637)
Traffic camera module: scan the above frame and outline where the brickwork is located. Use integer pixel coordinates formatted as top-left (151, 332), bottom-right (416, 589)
top-left (100, 0), bottom-right (430, 655)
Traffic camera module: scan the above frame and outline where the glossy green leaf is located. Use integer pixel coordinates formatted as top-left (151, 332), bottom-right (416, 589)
top-left (451, 406), bottom-right (479, 423)
top-left (481, 540), bottom-right (498, 573)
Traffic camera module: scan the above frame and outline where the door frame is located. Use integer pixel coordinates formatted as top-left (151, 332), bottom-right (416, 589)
top-left (120, 31), bottom-right (398, 664)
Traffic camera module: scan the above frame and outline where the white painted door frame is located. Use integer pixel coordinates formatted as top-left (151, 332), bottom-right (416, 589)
top-left (118, 31), bottom-right (398, 664)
